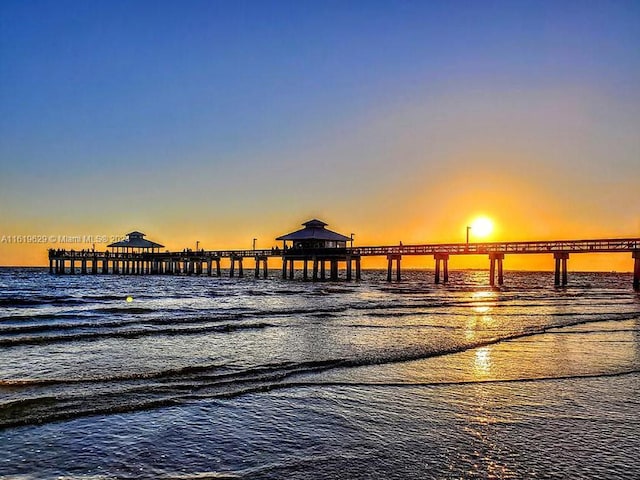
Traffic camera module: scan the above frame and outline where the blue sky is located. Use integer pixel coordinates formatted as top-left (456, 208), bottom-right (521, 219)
top-left (1, 1), bottom-right (639, 265)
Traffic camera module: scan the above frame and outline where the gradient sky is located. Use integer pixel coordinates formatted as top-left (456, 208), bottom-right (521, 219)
top-left (1, 0), bottom-right (639, 269)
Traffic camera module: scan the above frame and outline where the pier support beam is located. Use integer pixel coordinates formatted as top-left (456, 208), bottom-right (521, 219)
top-left (330, 260), bottom-right (338, 280)
top-left (282, 259), bottom-right (287, 279)
top-left (312, 257), bottom-right (319, 282)
top-left (355, 257), bottom-right (361, 280)
top-left (554, 252), bottom-right (570, 286)
top-left (254, 256), bottom-right (268, 279)
top-left (434, 254), bottom-right (449, 284)
top-left (320, 260), bottom-right (326, 280)
top-left (633, 251), bottom-right (640, 291)
top-left (489, 253), bottom-right (505, 286)
top-left (49, 258), bottom-right (53, 274)
top-left (346, 256), bottom-right (352, 281)
top-left (303, 259), bottom-right (308, 281)
top-left (288, 258), bottom-right (294, 279)
top-left (387, 254), bottom-right (401, 282)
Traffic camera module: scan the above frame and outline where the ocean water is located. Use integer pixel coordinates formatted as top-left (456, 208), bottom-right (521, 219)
top-left (1, 267), bottom-right (639, 479)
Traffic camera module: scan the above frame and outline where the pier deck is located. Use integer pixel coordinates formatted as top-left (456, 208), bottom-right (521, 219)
top-left (48, 237), bottom-right (640, 289)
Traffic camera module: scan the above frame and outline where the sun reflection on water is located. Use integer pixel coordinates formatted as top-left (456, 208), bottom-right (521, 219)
top-left (463, 291), bottom-right (498, 340)
top-left (473, 346), bottom-right (492, 378)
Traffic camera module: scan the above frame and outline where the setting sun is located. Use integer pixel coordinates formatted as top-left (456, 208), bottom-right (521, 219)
top-left (470, 216), bottom-right (494, 238)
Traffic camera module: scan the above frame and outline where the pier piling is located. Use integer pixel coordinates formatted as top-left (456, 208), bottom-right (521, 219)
top-left (387, 254), bottom-right (401, 281)
top-left (554, 253), bottom-right (569, 286)
top-left (434, 254), bottom-right (449, 284)
top-left (489, 253), bottom-right (505, 286)
top-left (254, 256), bottom-right (268, 279)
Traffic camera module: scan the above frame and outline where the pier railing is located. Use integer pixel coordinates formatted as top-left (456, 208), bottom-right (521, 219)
top-left (349, 238), bottom-right (640, 256)
top-left (48, 238), bottom-right (640, 260)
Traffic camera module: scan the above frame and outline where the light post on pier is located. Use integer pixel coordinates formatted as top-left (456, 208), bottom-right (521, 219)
top-left (466, 226), bottom-right (472, 244)
top-left (196, 240), bottom-right (200, 251)
top-left (252, 238), bottom-right (257, 251)
top-left (350, 233), bottom-right (355, 248)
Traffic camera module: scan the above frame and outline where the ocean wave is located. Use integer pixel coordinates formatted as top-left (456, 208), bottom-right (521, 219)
top-left (4, 314), bottom-right (633, 429)
top-left (0, 297), bottom-right (86, 307)
top-left (0, 359), bottom-right (349, 428)
top-left (0, 313), bottom-right (88, 324)
top-left (0, 321), bottom-right (273, 347)
top-left (277, 369), bottom-right (640, 389)
top-left (92, 307), bottom-right (157, 314)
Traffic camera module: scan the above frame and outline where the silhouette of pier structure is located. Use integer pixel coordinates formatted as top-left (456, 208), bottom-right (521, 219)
top-left (48, 221), bottom-right (640, 290)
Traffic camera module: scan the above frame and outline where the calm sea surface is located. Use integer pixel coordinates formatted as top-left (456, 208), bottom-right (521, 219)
top-left (1, 267), bottom-right (639, 479)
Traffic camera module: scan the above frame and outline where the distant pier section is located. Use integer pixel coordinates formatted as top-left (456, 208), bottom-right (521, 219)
top-left (48, 220), bottom-right (640, 290)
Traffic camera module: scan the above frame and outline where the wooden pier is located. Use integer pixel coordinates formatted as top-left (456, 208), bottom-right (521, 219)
top-left (351, 238), bottom-right (640, 288)
top-left (49, 236), bottom-right (640, 290)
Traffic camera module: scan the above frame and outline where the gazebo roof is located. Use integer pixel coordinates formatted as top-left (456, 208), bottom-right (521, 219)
top-left (108, 231), bottom-right (164, 249)
top-left (276, 219), bottom-right (351, 242)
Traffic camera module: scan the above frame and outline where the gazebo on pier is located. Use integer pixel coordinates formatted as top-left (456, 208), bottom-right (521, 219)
top-left (276, 219), bottom-right (351, 250)
top-left (107, 231), bottom-right (164, 254)
top-left (276, 219), bottom-right (360, 281)
top-left (107, 231), bottom-right (164, 275)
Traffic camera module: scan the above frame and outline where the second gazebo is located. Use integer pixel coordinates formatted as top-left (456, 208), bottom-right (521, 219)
top-left (275, 219), bottom-right (360, 281)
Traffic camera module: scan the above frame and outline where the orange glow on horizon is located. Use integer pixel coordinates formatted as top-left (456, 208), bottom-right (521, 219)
top-left (0, 203), bottom-right (637, 272)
